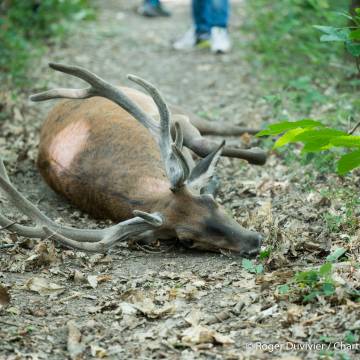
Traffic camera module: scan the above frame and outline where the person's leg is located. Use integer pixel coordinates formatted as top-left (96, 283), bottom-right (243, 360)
top-left (146, 0), bottom-right (160, 6)
top-left (138, 0), bottom-right (171, 17)
top-left (210, 0), bottom-right (231, 53)
top-left (210, 0), bottom-right (229, 29)
top-left (192, 0), bottom-right (212, 40)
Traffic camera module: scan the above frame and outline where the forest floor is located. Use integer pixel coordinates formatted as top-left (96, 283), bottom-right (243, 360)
top-left (0, 1), bottom-right (359, 359)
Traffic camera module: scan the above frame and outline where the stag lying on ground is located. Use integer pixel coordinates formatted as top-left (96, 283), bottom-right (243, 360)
top-left (0, 63), bottom-right (265, 256)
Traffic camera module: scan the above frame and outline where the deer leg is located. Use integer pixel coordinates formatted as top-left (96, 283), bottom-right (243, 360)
top-left (169, 105), bottom-right (261, 136)
top-left (172, 115), bottom-right (267, 165)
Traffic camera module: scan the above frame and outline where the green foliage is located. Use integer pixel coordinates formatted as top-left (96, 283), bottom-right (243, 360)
top-left (314, 8), bottom-right (360, 58)
top-left (0, 0), bottom-right (95, 87)
top-left (243, 0), bottom-right (351, 113)
top-left (257, 120), bottom-right (360, 174)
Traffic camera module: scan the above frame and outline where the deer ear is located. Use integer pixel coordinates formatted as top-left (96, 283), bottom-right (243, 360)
top-left (186, 140), bottom-right (225, 193)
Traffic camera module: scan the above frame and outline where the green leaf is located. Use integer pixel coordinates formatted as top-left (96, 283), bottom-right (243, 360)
top-left (259, 248), bottom-right (271, 260)
top-left (256, 119), bottom-right (324, 137)
top-left (331, 135), bottom-right (360, 148)
top-left (303, 291), bottom-right (319, 302)
top-left (319, 262), bottom-right (332, 277)
top-left (273, 128), bottom-right (307, 148)
top-left (344, 331), bottom-right (359, 344)
top-left (314, 26), bottom-right (350, 42)
top-left (326, 247), bottom-right (347, 262)
top-left (242, 258), bottom-right (254, 272)
top-left (322, 282), bottom-right (335, 296)
top-left (301, 139), bottom-right (333, 152)
top-left (296, 270), bottom-right (319, 285)
top-left (278, 284), bottom-right (289, 294)
top-left (255, 264), bottom-right (264, 274)
top-left (294, 128), bottom-right (347, 142)
top-left (350, 29), bottom-right (360, 41)
top-left (346, 41), bottom-right (360, 57)
top-left (337, 150), bottom-right (360, 175)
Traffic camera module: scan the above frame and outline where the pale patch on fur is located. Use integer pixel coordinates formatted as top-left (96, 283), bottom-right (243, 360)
top-left (49, 119), bottom-right (89, 174)
top-left (140, 177), bottom-right (170, 195)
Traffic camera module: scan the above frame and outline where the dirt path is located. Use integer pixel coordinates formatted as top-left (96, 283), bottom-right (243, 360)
top-left (0, 1), bottom-right (359, 359)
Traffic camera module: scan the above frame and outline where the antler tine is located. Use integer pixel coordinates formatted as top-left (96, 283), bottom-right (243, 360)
top-left (42, 213), bottom-right (160, 252)
top-left (128, 75), bottom-right (189, 190)
top-left (0, 159), bottom-right (163, 249)
top-left (30, 63), bottom-right (160, 137)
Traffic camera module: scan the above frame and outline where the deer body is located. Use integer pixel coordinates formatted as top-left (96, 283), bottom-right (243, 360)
top-left (0, 63), bottom-right (265, 255)
top-left (38, 89), bottom-right (169, 220)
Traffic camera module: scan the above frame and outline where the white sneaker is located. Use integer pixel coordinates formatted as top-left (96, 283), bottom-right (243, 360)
top-left (173, 27), bottom-right (196, 50)
top-left (211, 27), bottom-right (231, 53)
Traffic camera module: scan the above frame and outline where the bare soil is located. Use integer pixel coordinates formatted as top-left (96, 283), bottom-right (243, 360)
top-left (0, 1), bottom-right (359, 359)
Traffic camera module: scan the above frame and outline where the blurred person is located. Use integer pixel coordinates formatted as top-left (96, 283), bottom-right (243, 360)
top-left (138, 0), bottom-right (171, 17)
top-left (173, 0), bottom-right (231, 53)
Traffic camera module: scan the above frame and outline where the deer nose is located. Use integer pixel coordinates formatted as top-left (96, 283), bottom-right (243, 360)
top-left (242, 233), bottom-right (262, 258)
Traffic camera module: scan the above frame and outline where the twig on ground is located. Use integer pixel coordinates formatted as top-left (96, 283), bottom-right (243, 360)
top-left (0, 244), bottom-right (15, 250)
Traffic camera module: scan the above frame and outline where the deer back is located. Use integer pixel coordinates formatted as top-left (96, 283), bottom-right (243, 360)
top-left (37, 87), bottom-right (170, 220)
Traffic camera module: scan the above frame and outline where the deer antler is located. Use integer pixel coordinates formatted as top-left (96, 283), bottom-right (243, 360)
top-left (30, 63), bottom-right (160, 138)
top-left (0, 158), bottom-right (162, 252)
top-left (127, 75), bottom-right (189, 189)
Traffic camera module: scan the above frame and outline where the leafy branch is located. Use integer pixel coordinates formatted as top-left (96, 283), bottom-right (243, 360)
top-left (257, 120), bottom-right (360, 175)
top-left (314, 7), bottom-right (360, 70)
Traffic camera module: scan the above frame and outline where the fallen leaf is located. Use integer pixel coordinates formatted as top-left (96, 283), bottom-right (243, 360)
top-left (185, 309), bottom-right (201, 326)
top-left (90, 344), bottom-right (108, 358)
top-left (133, 298), bottom-right (174, 319)
top-left (73, 270), bottom-right (85, 284)
top-left (67, 321), bottom-right (85, 360)
top-left (87, 275), bottom-right (98, 289)
top-left (25, 277), bottom-right (65, 296)
top-left (181, 324), bottom-right (234, 346)
top-left (120, 302), bottom-right (138, 316)
top-left (182, 325), bottom-right (214, 345)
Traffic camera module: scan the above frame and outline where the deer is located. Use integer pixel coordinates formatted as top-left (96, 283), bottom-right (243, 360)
top-left (0, 63), bottom-right (265, 256)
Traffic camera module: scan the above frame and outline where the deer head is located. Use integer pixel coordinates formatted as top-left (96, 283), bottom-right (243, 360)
top-left (0, 63), bottom-right (262, 256)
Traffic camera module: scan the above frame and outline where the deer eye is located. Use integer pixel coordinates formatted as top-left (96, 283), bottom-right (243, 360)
top-left (204, 220), bottom-right (227, 237)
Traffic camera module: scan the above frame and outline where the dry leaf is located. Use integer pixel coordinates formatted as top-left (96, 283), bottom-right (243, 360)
top-left (120, 302), bottom-right (138, 316)
top-left (73, 270), bottom-right (85, 284)
top-left (286, 305), bottom-right (303, 325)
top-left (185, 309), bottom-right (201, 326)
top-left (181, 324), bottom-right (234, 346)
top-left (67, 320), bottom-right (85, 360)
top-left (133, 298), bottom-right (174, 319)
top-left (212, 332), bottom-right (234, 345)
top-left (0, 285), bottom-right (10, 309)
top-left (87, 275), bottom-right (98, 289)
top-left (25, 277), bottom-right (65, 296)
top-left (182, 325), bottom-right (214, 345)
top-left (90, 344), bottom-right (108, 358)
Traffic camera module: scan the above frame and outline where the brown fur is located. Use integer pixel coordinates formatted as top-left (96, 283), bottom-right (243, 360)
top-left (38, 87), bottom-right (171, 220)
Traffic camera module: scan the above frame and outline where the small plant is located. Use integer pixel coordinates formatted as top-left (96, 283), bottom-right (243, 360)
top-left (257, 119), bottom-right (360, 174)
top-left (242, 258), bottom-right (264, 274)
top-left (277, 262), bottom-right (360, 304)
top-left (295, 262), bottom-right (336, 302)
